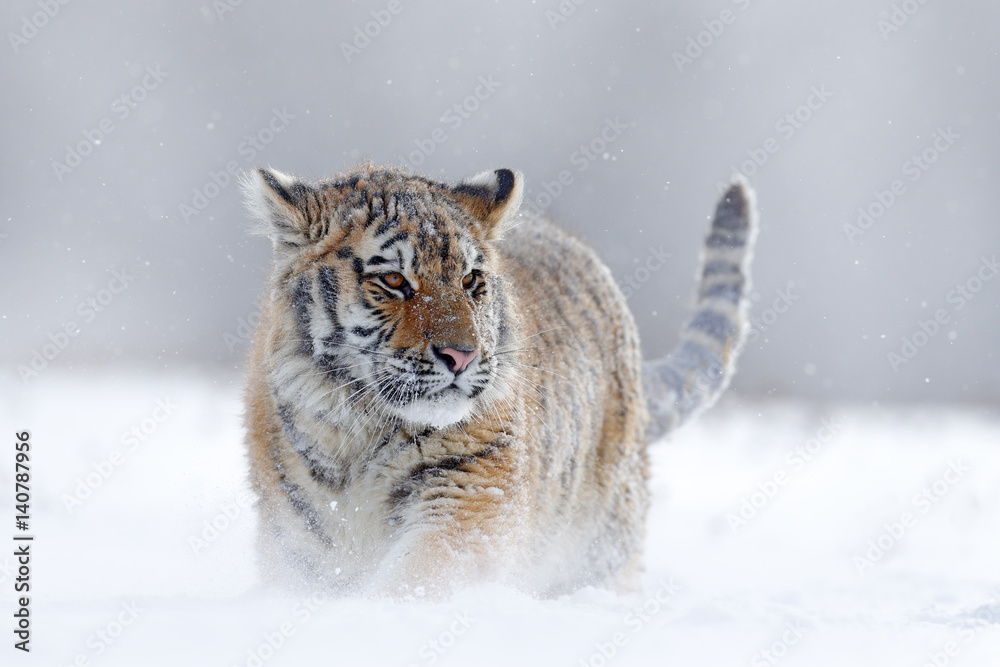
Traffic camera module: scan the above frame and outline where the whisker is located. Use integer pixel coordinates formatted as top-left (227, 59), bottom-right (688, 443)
top-left (505, 360), bottom-right (571, 383)
top-left (495, 325), bottom-right (568, 355)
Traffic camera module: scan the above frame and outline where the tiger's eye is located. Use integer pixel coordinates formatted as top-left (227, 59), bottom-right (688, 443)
top-left (462, 272), bottom-right (475, 288)
top-left (382, 272), bottom-right (405, 289)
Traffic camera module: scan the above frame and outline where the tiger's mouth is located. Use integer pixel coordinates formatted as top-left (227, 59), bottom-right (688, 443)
top-left (391, 390), bottom-right (475, 429)
top-left (356, 349), bottom-right (495, 429)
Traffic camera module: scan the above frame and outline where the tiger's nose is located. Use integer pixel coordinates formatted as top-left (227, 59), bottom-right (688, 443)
top-left (433, 346), bottom-right (479, 375)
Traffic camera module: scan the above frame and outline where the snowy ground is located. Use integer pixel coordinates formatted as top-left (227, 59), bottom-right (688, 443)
top-left (2, 371), bottom-right (999, 666)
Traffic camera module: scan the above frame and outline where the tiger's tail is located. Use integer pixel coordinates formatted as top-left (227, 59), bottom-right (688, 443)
top-left (643, 179), bottom-right (758, 441)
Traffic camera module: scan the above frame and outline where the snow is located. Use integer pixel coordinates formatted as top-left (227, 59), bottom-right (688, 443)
top-left (3, 371), bottom-right (999, 666)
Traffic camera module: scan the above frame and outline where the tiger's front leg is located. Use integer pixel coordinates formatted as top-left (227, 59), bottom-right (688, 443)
top-left (371, 437), bottom-right (529, 599)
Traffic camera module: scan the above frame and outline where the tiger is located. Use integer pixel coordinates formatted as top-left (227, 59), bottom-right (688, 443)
top-left (241, 162), bottom-right (757, 598)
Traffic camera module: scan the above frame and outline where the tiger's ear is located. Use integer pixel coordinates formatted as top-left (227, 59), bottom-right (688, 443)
top-left (450, 168), bottom-right (524, 241)
top-left (242, 167), bottom-right (320, 253)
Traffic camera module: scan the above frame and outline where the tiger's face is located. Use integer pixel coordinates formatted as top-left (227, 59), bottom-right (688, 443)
top-left (245, 165), bottom-right (524, 430)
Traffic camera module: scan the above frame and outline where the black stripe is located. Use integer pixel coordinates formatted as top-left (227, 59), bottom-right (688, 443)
top-left (702, 260), bottom-right (740, 277)
top-left (328, 174), bottom-right (361, 191)
top-left (395, 191), bottom-right (418, 218)
top-left (369, 193), bottom-right (385, 222)
top-left (388, 456), bottom-right (469, 508)
top-left (388, 439), bottom-right (508, 508)
top-left (316, 267), bottom-right (345, 367)
top-left (277, 404), bottom-right (350, 490)
top-left (375, 217), bottom-right (400, 236)
top-left (290, 277), bottom-right (314, 356)
top-left (314, 354), bottom-right (350, 380)
top-left (278, 477), bottom-right (334, 545)
top-left (323, 331), bottom-right (347, 347)
top-left (369, 424), bottom-right (401, 460)
top-left (351, 325), bottom-right (379, 338)
top-left (346, 189), bottom-right (367, 210)
top-left (688, 310), bottom-right (736, 343)
top-left (317, 267), bottom-right (340, 316)
top-left (264, 411), bottom-right (337, 547)
top-left (701, 282), bottom-right (742, 303)
top-left (259, 169), bottom-right (300, 208)
top-left (652, 362), bottom-right (686, 395)
top-left (378, 231), bottom-right (409, 251)
top-left (452, 183), bottom-right (490, 199)
top-left (670, 340), bottom-right (725, 379)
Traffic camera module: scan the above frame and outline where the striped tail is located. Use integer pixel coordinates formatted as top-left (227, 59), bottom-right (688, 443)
top-left (644, 179), bottom-right (758, 441)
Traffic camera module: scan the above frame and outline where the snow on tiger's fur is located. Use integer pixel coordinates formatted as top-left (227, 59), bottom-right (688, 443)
top-left (241, 163), bottom-right (757, 598)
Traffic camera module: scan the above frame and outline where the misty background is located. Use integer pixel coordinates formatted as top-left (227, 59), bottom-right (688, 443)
top-left (3, 0), bottom-right (998, 406)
